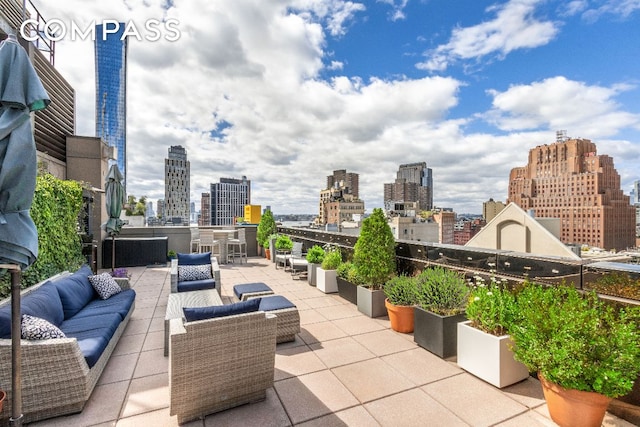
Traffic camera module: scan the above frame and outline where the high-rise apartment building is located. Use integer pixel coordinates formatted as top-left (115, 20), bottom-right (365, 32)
top-left (507, 136), bottom-right (635, 250)
top-left (483, 199), bottom-right (506, 222)
top-left (327, 169), bottom-right (359, 198)
top-left (164, 146), bottom-right (190, 224)
top-left (95, 22), bottom-right (128, 192)
top-left (384, 162), bottom-right (433, 212)
top-left (319, 170), bottom-right (364, 225)
top-left (210, 176), bottom-right (251, 226)
top-left (199, 193), bottom-right (211, 226)
top-left (157, 199), bottom-right (165, 219)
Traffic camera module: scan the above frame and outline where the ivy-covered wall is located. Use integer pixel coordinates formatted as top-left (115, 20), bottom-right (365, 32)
top-left (0, 174), bottom-right (86, 298)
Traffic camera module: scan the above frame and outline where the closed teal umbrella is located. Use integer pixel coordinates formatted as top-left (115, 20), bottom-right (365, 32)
top-left (0, 33), bottom-right (50, 425)
top-left (104, 164), bottom-right (125, 271)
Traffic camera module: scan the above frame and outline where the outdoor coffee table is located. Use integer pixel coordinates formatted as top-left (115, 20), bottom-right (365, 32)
top-left (164, 289), bottom-right (222, 356)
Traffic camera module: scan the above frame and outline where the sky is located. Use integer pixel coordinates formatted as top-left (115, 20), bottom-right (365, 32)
top-left (29, 0), bottom-right (640, 215)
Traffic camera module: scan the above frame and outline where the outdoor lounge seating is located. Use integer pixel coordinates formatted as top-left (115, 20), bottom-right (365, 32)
top-left (233, 282), bottom-right (274, 301)
top-left (0, 265), bottom-right (135, 424)
top-left (253, 295), bottom-right (300, 343)
top-left (169, 307), bottom-right (277, 424)
top-left (170, 252), bottom-right (221, 295)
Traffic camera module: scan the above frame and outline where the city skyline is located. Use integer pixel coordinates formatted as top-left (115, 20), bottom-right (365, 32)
top-left (34, 1), bottom-right (640, 214)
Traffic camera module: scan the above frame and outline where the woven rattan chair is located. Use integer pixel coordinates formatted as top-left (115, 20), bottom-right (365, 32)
top-left (169, 311), bottom-right (277, 424)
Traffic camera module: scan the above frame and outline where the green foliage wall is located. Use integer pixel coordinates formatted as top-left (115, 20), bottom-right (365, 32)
top-left (0, 174), bottom-right (86, 298)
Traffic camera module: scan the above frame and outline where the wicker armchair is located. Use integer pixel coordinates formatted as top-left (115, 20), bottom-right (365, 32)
top-left (169, 311), bottom-right (277, 424)
top-left (170, 254), bottom-right (221, 295)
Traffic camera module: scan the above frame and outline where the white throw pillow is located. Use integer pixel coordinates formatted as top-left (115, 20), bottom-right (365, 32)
top-left (178, 264), bottom-right (213, 281)
top-left (21, 314), bottom-right (66, 340)
top-left (88, 273), bottom-right (123, 299)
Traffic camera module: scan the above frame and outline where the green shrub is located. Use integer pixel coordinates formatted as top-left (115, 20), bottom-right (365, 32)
top-left (510, 283), bottom-right (640, 398)
top-left (321, 247), bottom-right (342, 270)
top-left (353, 208), bottom-right (396, 288)
top-left (384, 275), bottom-right (418, 306)
top-left (415, 266), bottom-right (469, 316)
top-left (275, 235), bottom-right (293, 251)
top-left (256, 210), bottom-right (277, 248)
top-left (306, 245), bottom-right (325, 264)
top-left (466, 277), bottom-right (517, 336)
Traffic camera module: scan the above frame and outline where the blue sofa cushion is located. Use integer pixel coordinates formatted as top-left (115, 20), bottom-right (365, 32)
top-left (233, 282), bottom-right (272, 300)
top-left (73, 289), bottom-right (136, 321)
top-left (54, 265), bottom-right (97, 319)
top-left (0, 281), bottom-right (65, 339)
top-left (60, 312), bottom-right (123, 367)
top-left (183, 298), bottom-right (260, 322)
top-left (259, 295), bottom-right (296, 312)
top-left (177, 279), bottom-right (216, 292)
top-left (177, 252), bottom-right (211, 266)
top-left (21, 314), bottom-right (66, 340)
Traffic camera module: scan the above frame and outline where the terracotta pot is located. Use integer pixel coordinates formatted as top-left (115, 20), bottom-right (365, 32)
top-left (539, 374), bottom-right (612, 427)
top-left (265, 248), bottom-right (270, 259)
top-left (385, 298), bottom-right (414, 333)
top-left (0, 389), bottom-right (5, 413)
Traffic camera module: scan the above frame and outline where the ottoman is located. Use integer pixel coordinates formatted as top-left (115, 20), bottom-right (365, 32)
top-left (255, 295), bottom-right (300, 343)
top-left (233, 282), bottom-right (274, 301)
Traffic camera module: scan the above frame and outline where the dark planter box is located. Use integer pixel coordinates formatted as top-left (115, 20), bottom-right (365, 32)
top-left (103, 237), bottom-right (168, 268)
top-left (414, 307), bottom-right (466, 359)
top-left (337, 277), bottom-right (357, 304)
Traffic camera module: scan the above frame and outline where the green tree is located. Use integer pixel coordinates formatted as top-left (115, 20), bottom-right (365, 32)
top-left (353, 208), bottom-right (396, 288)
top-left (257, 209), bottom-right (277, 247)
top-left (125, 195), bottom-right (147, 216)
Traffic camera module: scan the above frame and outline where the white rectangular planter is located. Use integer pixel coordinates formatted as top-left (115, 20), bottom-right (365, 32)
top-left (316, 267), bottom-right (337, 293)
top-left (457, 321), bottom-right (529, 388)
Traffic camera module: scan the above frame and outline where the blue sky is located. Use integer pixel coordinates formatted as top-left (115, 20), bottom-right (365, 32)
top-left (33, 0), bottom-right (640, 215)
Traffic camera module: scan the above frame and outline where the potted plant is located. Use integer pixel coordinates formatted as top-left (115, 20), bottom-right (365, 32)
top-left (413, 266), bottom-right (469, 358)
top-left (336, 261), bottom-right (363, 304)
top-left (167, 250), bottom-right (177, 261)
top-left (275, 235), bottom-right (293, 252)
top-left (263, 239), bottom-right (271, 260)
top-left (509, 283), bottom-right (640, 427)
top-left (353, 208), bottom-right (396, 318)
top-left (305, 245), bottom-right (325, 286)
top-left (267, 233), bottom-right (279, 262)
top-left (317, 246), bottom-right (341, 293)
top-left (457, 278), bottom-right (529, 388)
top-left (256, 210), bottom-right (277, 257)
top-left (383, 275), bottom-right (418, 333)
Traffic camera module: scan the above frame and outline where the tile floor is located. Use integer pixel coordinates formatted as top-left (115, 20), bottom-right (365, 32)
top-left (27, 257), bottom-right (635, 427)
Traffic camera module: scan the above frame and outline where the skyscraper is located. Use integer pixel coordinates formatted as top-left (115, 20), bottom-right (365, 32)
top-left (95, 22), bottom-right (128, 192)
top-left (384, 162), bottom-right (433, 212)
top-left (507, 135), bottom-right (635, 250)
top-left (319, 170), bottom-right (364, 226)
top-left (199, 193), bottom-right (211, 226)
top-left (210, 176), bottom-right (251, 226)
top-left (164, 146), bottom-right (190, 224)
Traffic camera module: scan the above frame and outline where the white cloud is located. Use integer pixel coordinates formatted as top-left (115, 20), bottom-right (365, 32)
top-left (581, 0), bottom-right (640, 21)
top-left (377, 0), bottom-right (410, 21)
top-left (483, 76), bottom-right (640, 138)
top-left (417, 0), bottom-right (559, 71)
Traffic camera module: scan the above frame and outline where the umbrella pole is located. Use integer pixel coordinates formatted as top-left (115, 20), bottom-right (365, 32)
top-left (7, 264), bottom-right (23, 426)
top-left (111, 235), bottom-right (115, 272)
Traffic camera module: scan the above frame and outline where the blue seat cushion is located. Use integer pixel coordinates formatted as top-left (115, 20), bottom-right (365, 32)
top-left (54, 265), bottom-right (98, 319)
top-left (60, 312), bottom-right (123, 367)
top-left (259, 295), bottom-right (296, 312)
top-left (183, 298), bottom-right (261, 322)
top-left (0, 281), bottom-right (64, 338)
top-left (233, 282), bottom-right (271, 300)
top-left (177, 252), bottom-right (211, 266)
top-left (177, 279), bottom-right (216, 292)
top-left (72, 289), bottom-right (136, 321)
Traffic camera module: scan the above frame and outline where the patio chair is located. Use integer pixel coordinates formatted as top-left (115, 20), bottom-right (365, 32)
top-left (226, 228), bottom-right (247, 263)
top-left (198, 229), bottom-right (220, 256)
top-left (170, 252), bottom-right (221, 295)
top-left (189, 227), bottom-right (200, 253)
top-left (288, 245), bottom-right (308, 279)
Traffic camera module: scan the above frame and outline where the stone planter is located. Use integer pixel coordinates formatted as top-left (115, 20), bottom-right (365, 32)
top-left (457, 321), bottom-right (529, 388)
top-left (357, 285), bottom-right (386, 318)
top-left (307, 263), bottom-right (319, 286)
top-left (316, 267), bottom-right (337, 293)
top-left (414, 307), bottom-right (465, 359)
top-left (337, 277), bottom-right (357, 304)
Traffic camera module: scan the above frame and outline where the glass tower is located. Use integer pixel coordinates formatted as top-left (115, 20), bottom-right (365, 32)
top-left (95, 22), bottom-right (128, 192)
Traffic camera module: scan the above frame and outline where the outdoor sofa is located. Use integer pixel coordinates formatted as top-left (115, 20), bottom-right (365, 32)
top-left (0, 265), bottom-right (135, 423)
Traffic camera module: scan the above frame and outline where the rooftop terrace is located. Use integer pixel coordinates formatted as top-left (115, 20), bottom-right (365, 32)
top-left (26, 256), bottom-right (635, 427)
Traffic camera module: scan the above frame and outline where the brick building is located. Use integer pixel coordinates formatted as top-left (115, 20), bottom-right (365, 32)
top-left (507, 136), bottom-right (635, 250)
